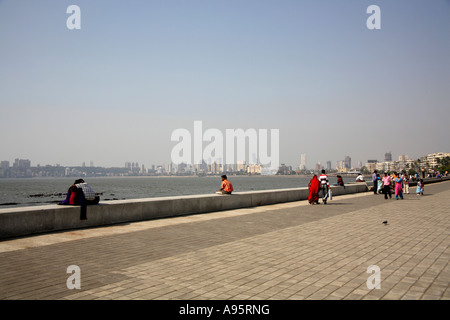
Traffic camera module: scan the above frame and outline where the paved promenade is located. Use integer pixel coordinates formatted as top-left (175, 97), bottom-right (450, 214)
top-left (0, 181), bottom-right (449, 300)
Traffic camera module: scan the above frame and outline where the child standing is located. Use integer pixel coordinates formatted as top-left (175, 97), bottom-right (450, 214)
top-left (416, 179), bottom-right (424, 196)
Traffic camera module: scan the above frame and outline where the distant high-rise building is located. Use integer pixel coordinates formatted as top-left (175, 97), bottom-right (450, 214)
top-left (326, 161), bottom-right (332, 170)
top-left (300, 154), bottom-right (307, 170)
top-left (315, 162), bottom-right (322, 171)
top-left (251, 153), bottom-right (258, 165)
top-left (336, 160), bottom-right (345, 172)
top-left (237, 160), bottom-right (246, 172)
top-left (13, 159), bottom-right (31, 168)
top-left (210, 162), bottom-right (218, 174)
top-left (385, 152), bottom-right (392, 162)
top-left (1, 161), bottom-right (9, 169)
top-left (344, 156), bottom-right (351, 169)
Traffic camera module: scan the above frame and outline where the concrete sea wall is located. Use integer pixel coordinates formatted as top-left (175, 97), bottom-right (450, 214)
top-left (0, 183), bottom-right (369, 240)
top-left (1, 177), bottom-right (448, 240)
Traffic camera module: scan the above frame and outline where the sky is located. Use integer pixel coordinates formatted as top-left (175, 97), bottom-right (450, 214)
top-left (0, 0), bottom-right (449, 169)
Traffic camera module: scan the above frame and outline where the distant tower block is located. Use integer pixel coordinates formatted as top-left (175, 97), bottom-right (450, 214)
top-left (300, 154), bottom-right (307, 170)
top-left (384, 151), bottom-right (392, 162)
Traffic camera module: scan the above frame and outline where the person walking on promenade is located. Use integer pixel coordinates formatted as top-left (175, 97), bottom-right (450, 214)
top-left (394, 172), bottom-right (404, 200)
top-left (318, 169), bottom-right (330, 204)
top-left (382, 172), bottom-right (392, 199)
top-left (402, 172), bottom-right (410, 194)
top-left (372, 170), bottom-right (378, 194)
top-left (217, 175), bottom-right (233, 194)
top-left (308, 175), bottom-right (320, 205)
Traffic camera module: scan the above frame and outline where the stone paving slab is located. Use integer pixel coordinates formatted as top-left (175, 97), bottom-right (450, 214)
top-left (0, 181), bottom-right (449, 300)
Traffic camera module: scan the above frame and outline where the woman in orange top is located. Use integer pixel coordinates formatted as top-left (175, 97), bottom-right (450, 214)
top-left (217, 175), bottom-right (233, 194)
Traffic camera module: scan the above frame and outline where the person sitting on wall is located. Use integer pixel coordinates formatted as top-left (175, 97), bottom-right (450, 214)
top-left (216, 175), bottom-right (233, 194)
top-left (336, 175), bottom-right (345, 188)
top-left (355, 173), bottom-right (365, 182)
top-left (59, 179), bottom-right (100, 220)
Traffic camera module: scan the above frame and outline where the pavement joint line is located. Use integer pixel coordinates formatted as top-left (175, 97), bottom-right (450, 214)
top-left (0, 191), bottom-right (372, 253)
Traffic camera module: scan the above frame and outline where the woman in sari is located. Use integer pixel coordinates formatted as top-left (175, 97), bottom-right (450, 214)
top-left (308, 175), bottom-right (320, 204)
top-left (394, 172), bottom-right (404, 200)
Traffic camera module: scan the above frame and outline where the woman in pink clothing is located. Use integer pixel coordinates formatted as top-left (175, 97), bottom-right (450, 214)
top-left (382, 172), bottom-right (392, 199)
top-left (394, 172), bottom-right (404, 200)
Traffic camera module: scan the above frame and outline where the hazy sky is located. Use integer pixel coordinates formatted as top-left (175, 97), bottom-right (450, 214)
top-left (1, 0), bottom-right (449, 169)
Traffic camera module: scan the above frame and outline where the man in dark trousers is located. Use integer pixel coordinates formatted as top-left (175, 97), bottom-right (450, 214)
top-left (59, 179), bottom-right (99, 220)
top-left (372, 170), bottom-right (378, 194)
top-left (318, 169), bottom-right (330, 204)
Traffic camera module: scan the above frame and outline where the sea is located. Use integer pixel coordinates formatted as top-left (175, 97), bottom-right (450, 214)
top-left (0, 175), bottom-right (358, 208)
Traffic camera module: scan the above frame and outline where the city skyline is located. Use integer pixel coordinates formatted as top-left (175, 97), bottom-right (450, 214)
top-left (2, 150), bottom-right (448, 172)
top-left (1, 1), bottom-right (449, 169)
top-left (2, 150), bottom-right (449, 180)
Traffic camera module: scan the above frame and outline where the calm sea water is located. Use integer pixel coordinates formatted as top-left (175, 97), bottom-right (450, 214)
top-left (0, 175), bottom-right (357, 208)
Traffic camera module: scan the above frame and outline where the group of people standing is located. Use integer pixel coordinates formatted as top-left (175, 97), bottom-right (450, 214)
top-left (372, 170), bottom-right (424, 200)
top-left (307, 168), bottom-right (428, 205)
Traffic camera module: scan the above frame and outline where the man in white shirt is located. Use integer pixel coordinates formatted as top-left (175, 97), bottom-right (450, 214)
top-left (318, 170), bottom-right (330, 204)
